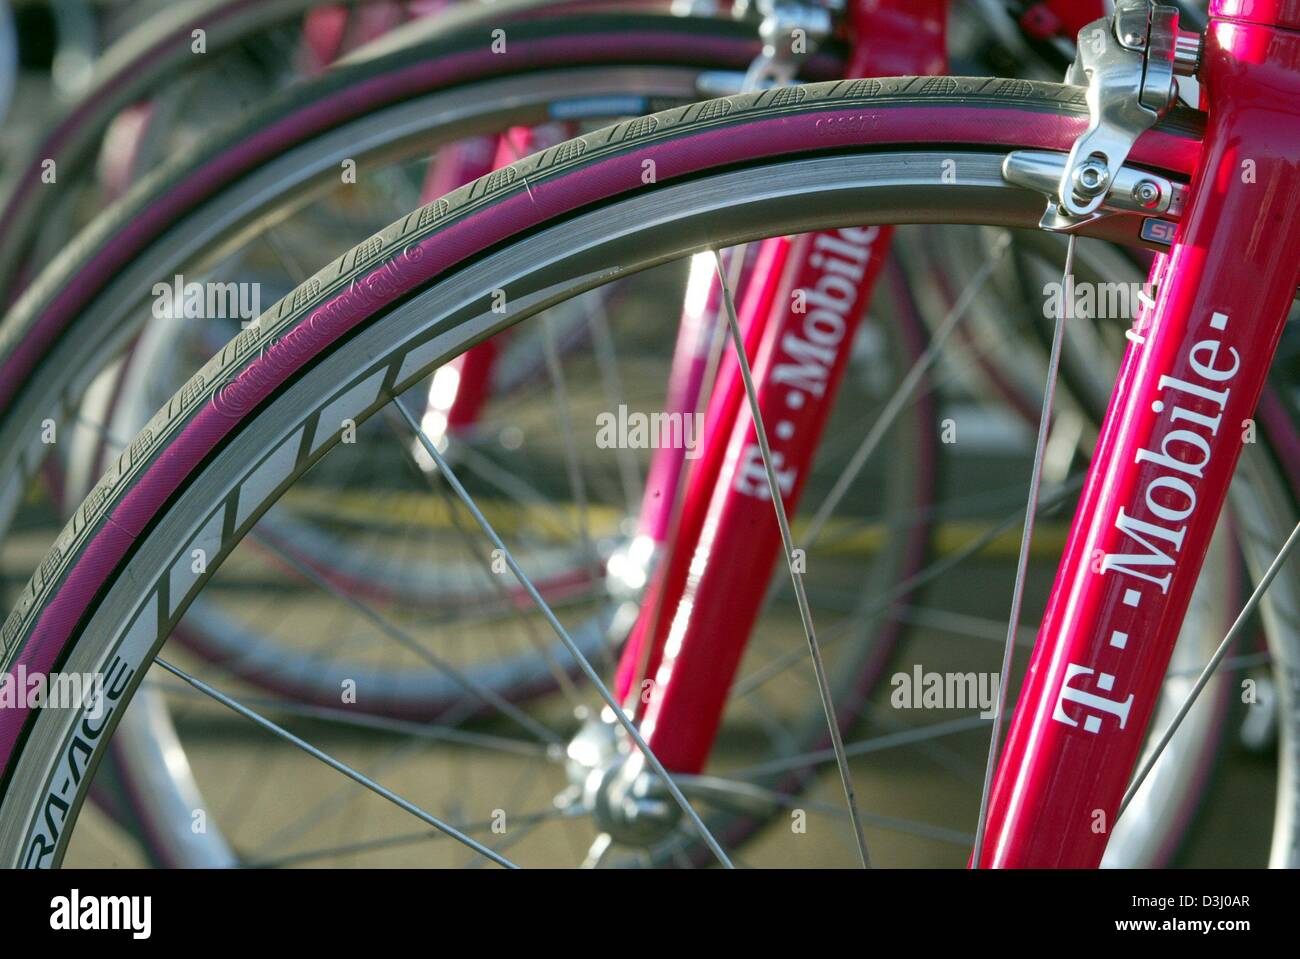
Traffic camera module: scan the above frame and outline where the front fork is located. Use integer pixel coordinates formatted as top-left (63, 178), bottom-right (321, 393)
top-left (978, 6), bottom-right (1300, 867)
top-left (611, 0), bottom-right (949, 773)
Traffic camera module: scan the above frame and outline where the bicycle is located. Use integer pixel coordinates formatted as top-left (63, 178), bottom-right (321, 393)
top-left (2, 0), bottom-right (1289, 868)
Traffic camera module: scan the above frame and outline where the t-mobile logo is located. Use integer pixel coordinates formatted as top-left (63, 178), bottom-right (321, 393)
top-left (1051, 662), bottom-right (1134, 734)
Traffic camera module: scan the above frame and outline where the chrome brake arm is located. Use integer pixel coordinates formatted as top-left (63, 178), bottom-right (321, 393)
top-left (1055, 2), bottom-right (1164, 221)
top-left (1045, 0), bottom-right (1195, 231)
top-left (1004, 150), bottom-right (1188, 219)
top-left (746, 0), bottom-right (837, 88)
top-left (693, 0), bottom-right (838, 96)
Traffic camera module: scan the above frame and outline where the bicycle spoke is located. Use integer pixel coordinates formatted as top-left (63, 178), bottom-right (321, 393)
top-left (250, 528), bottom-right (564, 746)
top-left (890, 605), bottom-right (1039, 648)
top-left (712, 249), bottom-right (872, 869)
top-left (675, 774), bottom-right (972, 845)
top-left (581, 832), bottom-right (615, 868)
top-left (245, 809), bottom-right (563, 868)
top-left (262, 224), bottom-right (310, 284)
top-left (153, 657), bottom-right (518, 868)
top-left (463, 803), bottom-right (553, 868)
top-left (675, 774), bottom-right (851, 817)
top-left (731, 475), bottom-right (1085, 700)
top-left (450, 441), bottom-right (583, 541)
top-left (394, 398), bottom-right (735, 868)
top-left (971, 234), bottom-right (1076, 867)
top-left (540, 313), bottom-right (601, 578)
top-left (583, 296), bottom-right (643, 516)
top-left (856, 702), bottom-right (986, 784)
top-left (730, 715), bottom-right (990, 778)
top-left (379, 401), bottom-right (589, 707)
top-left (148, 679), bottom-right (547, 757)
top-left (1119, 519), bottom-right (1300, 817)
top-left (259, 735), bottom-right (440, 856)
top-left (1163, 650), bottom-right (1272, 680)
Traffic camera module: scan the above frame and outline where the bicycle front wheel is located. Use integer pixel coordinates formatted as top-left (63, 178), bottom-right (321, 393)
top-left (3, 76), bottom-right (1295, 868)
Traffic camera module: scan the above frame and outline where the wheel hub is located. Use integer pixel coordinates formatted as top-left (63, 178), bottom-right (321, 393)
top-left (559, 711), bottom-right (681, 846)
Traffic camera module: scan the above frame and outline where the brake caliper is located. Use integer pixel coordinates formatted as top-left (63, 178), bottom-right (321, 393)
top-left (1003, 0), bottom-right (1200, 233)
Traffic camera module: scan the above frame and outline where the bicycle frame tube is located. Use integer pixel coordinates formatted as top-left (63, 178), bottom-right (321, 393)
top-left (616, 0), bottom-right (949, 771)
top-left (978, 1), bottom-right (1300, 867)
top-left (611, 236), bottom-right (790, 707)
